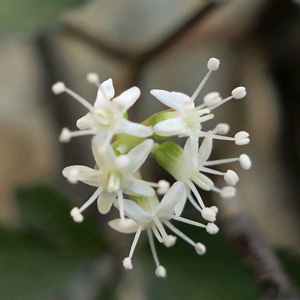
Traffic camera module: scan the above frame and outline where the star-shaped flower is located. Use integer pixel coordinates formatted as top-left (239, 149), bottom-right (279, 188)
top-left (150, 58), bottom-right (247, 138)
top-left (156, 136), bottom-right (251, 221)
top-left (52, 77), bottom-right (152, 145)
top-left (63, 138), bottom-right (155, 222)
top-left (109, 181), bottom-right (218, 277)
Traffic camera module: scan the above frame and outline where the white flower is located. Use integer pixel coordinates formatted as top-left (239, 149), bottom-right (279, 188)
top-left (156, 136), bottom-right (251, 219)
top-left (63, 138), bottom-right (155, 222)
top-left (52, 77), bottom-right (152, 145)
top-left (150, 58), bottom-right (247, 138)
top-left (109, 181), bottom-right (217, 277)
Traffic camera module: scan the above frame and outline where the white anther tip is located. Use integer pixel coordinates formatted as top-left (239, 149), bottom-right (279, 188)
top-left (207, 58), bottom-right (220, 71)
top-left (239, 154), bottom-right (251, 169)
top-left (201, 207), bottom-right (216, 222)
top-left (70, 207), bottom-right (84, 223)
top-left (115, 155), bottom-right (130, 170)
top-left (210, 206), bottom-right (219, 214)
top-left (123, 257), bottom-right (133, 270)
top-left (59, 128), bottom-right (72, 143)
top-left (206, 223), bottom-right (219, 235)
top-left (195, 243), bottom-right (206, 255)
top-left (231, 86), bottom-right (246, 99)
top-left (215, 123), bottom-right (230, 135)
top-left (86, 72), bottom-right (100, 85)
top-left (52, 82), bottom-right (66, 95)
top-left (203, 92), bottom-right (222, 108)
top-left (220, 186), bottom-right (236, 198)
top-left (224, 169), bottom-right (239, 186)
top-left (163, 235), bottom-right (177, 248)
top-left (157, 180), bottom-right (170, 195)
top-left (234, 131), bottom-right (250, 145)
top-left (155, 266), bottom-right (166, 278)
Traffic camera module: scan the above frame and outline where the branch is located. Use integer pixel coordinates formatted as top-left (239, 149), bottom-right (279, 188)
top-left (218, 198), bottom-right (299, 300)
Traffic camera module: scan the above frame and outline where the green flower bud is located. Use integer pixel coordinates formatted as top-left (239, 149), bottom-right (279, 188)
top-left (129, 195), bottom-right (160, 213)
top-left (155, 142), bottom-right (184, 177)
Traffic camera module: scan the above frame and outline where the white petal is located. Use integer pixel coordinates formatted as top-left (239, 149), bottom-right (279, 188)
top-left (124, 139), bottom-right (154, 174)
top-left (153, 118), bottom-right (185, 136)
top-left (97, 191), bottom-right (116, 214)
top-left (171, 91), bottom-right (191, 103)
top-left (174, 196), bottom-right (187, 216)
top-left (95, 78), bottom-right (115, 105)
top-left (108, 218), bottom-right (139, 233)
top-left (123, 176), bottom-right (155, 197)
top-left (122, 199), bottom-right (152, 223)
top-left (92, 137), bottom-right (116, 168)
top-left (198, 136), bottom-right (213, 166)
top-left (113, 86), bottom-right (140, 112)
top-left (150, 89), bottom-right (187, 111)
top-left (156, 181), bottom-right (186, 218)
top-left (76, 113), bottom-right (92, 130)
top-left (62, 166), bottom-right (100, 186)
top-left (117, 119), bottom-right (152, 137)
top-left (184, 137), bottom-right (199, 164)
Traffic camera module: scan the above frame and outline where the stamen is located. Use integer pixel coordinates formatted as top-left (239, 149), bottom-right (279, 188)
top-left (164, 221), bottom-right (195, 247)
top-left (147, 228), bottom-right (161, 267)
top-left (129, 226), bottom-right (143, 259)
top-left (201, 207), bottom-right (216, 222)
top-left (187, 193), bottom-right (202, 213)
top-left (172, 215), bottom-right (206, 229)
top-left (79, 186), bottom-right (103, 213)
top-left (64, 87), bottom-right (94, 111)
top-left (209, 95), bottom-right (233, 111)
top-left (203, 157), bottom-right (239, 166)
top-left (189, 58), bottom-right (220, 103)
top-left (206, 223), bottom-right (219, 235)
top-left (86, 72), bottom-right (100, 87)
top-left (200, 167), bottom-right (224, 176)
top-left (185, 180), bottom-right (205, 209)
top-left (151, 224), bottom-right (164, 243)
top-left (117, 190), bottom-right (125, 221)
top-left (153, 217), bottom-right (168, 240)
top-left (59, 128), bottom-right (95, 143)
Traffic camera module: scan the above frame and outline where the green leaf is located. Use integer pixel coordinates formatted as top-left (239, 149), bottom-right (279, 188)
top-left (15, 184), bottom-right (106, 254)
top-left (0, 0), bottom-right (87, 32)
top-left (142, 224), bottom-right (257, 300)
top-left (0, 226), bottom-right (93, 300)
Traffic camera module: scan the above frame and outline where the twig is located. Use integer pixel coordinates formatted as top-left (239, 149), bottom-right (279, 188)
top-left (218, 198), bottom-right (299, 300)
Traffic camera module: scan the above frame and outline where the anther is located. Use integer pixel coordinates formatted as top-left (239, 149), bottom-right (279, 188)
top-left (239, 154), bottom-right (251, 169)
top-left (52, 82), bottom-right (66, 94)
top-left (195, 242), bottom-right (206, 255)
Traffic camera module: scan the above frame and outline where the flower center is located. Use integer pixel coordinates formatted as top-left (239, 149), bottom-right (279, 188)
top-left (107, 170), bottom-right (122, 192)
top-left (93, 107), bottom-right (115, 128)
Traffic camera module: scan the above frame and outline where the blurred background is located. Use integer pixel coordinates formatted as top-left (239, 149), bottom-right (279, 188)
top-left (1, 0), bottom-right (300, 299)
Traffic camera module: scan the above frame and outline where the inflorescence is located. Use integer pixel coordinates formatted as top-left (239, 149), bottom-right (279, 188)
top-left (52, 58), bottom-right (251, 278)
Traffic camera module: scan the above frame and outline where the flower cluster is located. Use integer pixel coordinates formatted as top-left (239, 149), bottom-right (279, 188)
top-left (52, 58), bottom-right (251, 278)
